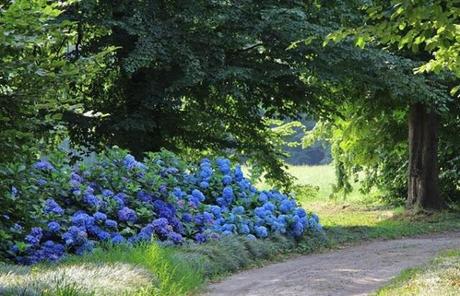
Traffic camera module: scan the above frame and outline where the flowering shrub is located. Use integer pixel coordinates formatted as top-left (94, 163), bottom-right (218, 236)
top-left (2, 148), bottom-right (322, 264)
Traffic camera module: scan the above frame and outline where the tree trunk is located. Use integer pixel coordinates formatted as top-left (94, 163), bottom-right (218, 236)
top-left (407, 103), bottom-right (444, 210)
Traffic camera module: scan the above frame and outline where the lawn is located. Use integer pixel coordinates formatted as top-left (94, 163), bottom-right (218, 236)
top-left (288, 165), bottom-right (460, 244)
top-left (2, 164), bottom-right (460, 296)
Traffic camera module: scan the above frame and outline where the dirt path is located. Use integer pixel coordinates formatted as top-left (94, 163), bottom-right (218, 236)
top-left (203, 232), bottom-right (460, 296)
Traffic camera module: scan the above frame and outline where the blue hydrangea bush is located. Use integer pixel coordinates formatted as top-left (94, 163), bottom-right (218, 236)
top-left (3, 148), bottom-right (322, 264)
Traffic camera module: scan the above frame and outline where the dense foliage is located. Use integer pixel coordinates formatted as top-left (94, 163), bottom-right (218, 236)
top-left (334, 0), bottom-right (459, 90)
top-left (1, 148), bottom-right (322, 264)
top-left (299, 0), bottom-right (458, 207)
top-left (61, 0), bottom-right (328, 185)
top-left (0, 0), bottom-right (109, 165)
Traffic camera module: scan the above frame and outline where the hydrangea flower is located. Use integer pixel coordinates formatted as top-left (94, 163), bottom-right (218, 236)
top-left (111, 233), bottom-right (125, 244)
top-left (194, 233), bottom-right (207, 243)
top-left (10, 223), bottom-right (23, 233)
top-left (118, 207), bottom-right (137, 223)
top-left (11, 186), bottom-right (18, 198)
top-left (94, 211), bottom-right (107, 222)
top-left (223, 186), bottom-right (233, 202)
top-left (102, 189), bottom-right (114, 197)
top-left (239, 224), bottom-right (250, 234)
top-left (152, 218), bottom-right (170, 237)
top-left (83, 193), bottom-right (102, 208)
top-left (216, 158), bottom-right (231, 174)
top-left (112, 193), bottom-right (126, 208)
top-left (255, 226), bottom-right (268, 238)
top-left (167, 232), bottom-right (183, 244)
top-left (105, 219), bottom-right (118, 229)
top-left (123, 154), bottom-right (145, 170)
top-left (137, 190), bottom-right (153, 202)
top-left (234, 165), bottom-right (244, 181)
top-left (232, 206), bottom-right (245, 215)
top-left (191, 189), bottom-right (205, 202)
top-left (47, 221), bottom-right (60, 233)
top-left (182, 213), bottom-right (193, 223)
top-left (71, 212), bottom-right (93, 227)
top-left (44, 199), bottom-right (64, 215)
top-left (222, 175), bottom-right (232, 185)
top-left (33, 160), bottom-right (54, 171)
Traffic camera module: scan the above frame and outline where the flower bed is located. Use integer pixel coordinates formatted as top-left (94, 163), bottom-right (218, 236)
top-left (3, 148), bottom-right (322, 264)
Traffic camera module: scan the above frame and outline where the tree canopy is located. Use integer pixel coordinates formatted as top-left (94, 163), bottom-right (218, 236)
top-left (1, 0), bottom-right (459, 208)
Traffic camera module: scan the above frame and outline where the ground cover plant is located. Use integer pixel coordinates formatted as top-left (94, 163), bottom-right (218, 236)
top-left (0, 147), bottom-right (322, 265)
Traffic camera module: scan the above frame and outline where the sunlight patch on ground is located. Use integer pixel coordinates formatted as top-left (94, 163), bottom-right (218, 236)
top-left (377, 249), bottom-right (460, 296)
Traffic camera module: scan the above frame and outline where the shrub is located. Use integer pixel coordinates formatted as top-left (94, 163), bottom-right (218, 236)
top-left (1, 147), bottom-right (322, 264)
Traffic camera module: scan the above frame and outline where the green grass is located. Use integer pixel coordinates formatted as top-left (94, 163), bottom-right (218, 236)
top-left (376, 249), bottom-right (460, 296)
top-left (2, 164), bottom-right (460, 296)
top-left (286, 164), bottom-right (460, 245)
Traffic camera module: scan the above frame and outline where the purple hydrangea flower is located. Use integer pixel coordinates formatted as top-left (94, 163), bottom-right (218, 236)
top-left (255, 226), bottom-right (268, 238)
top-left (105, 219), bottom-right (118, 229)
top-left (93, 211), bottom-right (107, 222)
top-left (102, 189), bottom-right (114, 197)
top-left (83, 193), bottom-right (102, 208)
top-left (111, 233), bottom-right (125, 244)
top-left (33, 160), bottom-right (54, 171)
top-left (44, 199), bottom-right (64, 215)
top-left (194, 233), bottom-right (207, 243)
top-left (47, 221), bottom-right (60, 233)
top-left (118, 207), bottom-right (137, 223)
top-left (167, 232), bottom-right (183, 244)
top-left (222, 175), bottom-right (232, 185)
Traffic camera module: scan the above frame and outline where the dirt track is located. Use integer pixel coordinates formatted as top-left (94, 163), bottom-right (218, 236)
top-left (203, 232), bottom-right (460, 296)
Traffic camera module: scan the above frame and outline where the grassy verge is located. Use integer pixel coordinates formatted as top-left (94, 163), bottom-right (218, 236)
top-left (376, 249), bottom-right (460, 296)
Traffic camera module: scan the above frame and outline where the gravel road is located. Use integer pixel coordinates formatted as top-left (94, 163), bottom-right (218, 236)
top-left (203, 232), bottom-right (460, 296)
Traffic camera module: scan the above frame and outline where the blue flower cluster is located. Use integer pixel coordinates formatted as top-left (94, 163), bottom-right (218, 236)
top-left (9, 149), bottom-right (322, 264)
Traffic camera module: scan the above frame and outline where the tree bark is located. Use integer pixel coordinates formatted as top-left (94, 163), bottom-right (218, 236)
top-left (407, 103), bottom-right (444, 210)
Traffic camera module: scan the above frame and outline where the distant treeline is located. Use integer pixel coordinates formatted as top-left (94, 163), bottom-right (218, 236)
top-left (283, 119), bottom-right (331, 166)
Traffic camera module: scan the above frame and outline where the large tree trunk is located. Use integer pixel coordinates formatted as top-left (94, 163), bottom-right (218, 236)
top-left (407, 103), bottom-right (444, 210)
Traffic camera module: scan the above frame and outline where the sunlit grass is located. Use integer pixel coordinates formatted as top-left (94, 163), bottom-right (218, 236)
top-left (66, 243), bottom-right (204, 296)
top-left (289, 164), bottom-right (460, 244)
top-left (376, 249), bottom-right (460, 296)
top-left (0, 261), bottom-right (155, 296)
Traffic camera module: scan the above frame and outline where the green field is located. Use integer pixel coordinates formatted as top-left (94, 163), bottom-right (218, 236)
top-left (288, 165), bottom-right (460, 244)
